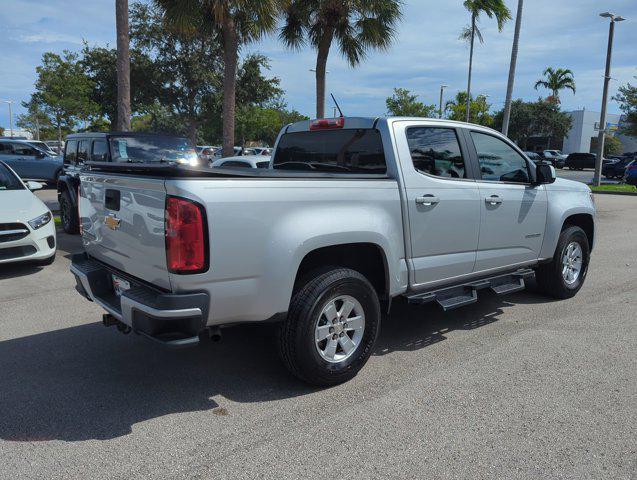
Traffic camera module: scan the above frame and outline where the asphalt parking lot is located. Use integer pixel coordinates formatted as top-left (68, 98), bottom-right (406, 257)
top-left (0, 195), bottom-right (635, 480)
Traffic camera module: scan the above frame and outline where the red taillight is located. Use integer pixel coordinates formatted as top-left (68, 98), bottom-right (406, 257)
top-left (310, 118), bottom-right (345, 130)
top-left (165, 197), bottom-right (208, 274)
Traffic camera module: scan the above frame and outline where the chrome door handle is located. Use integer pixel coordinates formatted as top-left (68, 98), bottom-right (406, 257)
top-left (415, 195), bottom-right (440, 206)
top-left (485, 195), bottom-right (503, 205)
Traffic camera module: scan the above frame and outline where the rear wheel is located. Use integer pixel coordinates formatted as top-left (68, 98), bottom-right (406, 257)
top-left (278, 268), bottom-right (380, 386)
top-left (60, 190), bottom-right (79, 234)
top-left (536, 226), bottom-right (590, 299)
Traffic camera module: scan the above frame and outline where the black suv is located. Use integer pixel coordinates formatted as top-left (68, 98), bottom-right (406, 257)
top-left (57, 132), bottom-right (199, 234)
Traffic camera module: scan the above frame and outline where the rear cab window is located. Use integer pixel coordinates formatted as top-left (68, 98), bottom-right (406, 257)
top-left (406, 127), bottom-right (467, 179)
top-left (92, 140), bottom-right (110, 162)
top-left (273, 129), bottom-right (387, 174)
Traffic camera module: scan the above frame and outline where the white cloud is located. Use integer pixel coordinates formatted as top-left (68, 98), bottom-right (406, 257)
top-left (19, 32), bottom-right (83, 44)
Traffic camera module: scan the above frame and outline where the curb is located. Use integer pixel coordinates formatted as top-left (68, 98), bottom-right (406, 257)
top-left (591, 190), bottom-right (637, 197)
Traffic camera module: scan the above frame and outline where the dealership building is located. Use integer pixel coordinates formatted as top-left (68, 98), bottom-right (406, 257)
top-left (562, 109), bottom-right (637, 154)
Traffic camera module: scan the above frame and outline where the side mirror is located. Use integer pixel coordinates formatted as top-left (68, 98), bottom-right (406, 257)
top-left (535, 162), bottom-right (556, 185)
top-left (26, 181), bottom-right (43, 191)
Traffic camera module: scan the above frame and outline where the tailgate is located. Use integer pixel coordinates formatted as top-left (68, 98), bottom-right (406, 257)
top-left (79, 172), bottom-right (171, 290)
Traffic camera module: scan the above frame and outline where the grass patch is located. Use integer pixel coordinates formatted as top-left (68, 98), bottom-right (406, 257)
top-left (54, 216), bottom-right (62, 227)
top-left (590, 184), bottom-right (637, 194)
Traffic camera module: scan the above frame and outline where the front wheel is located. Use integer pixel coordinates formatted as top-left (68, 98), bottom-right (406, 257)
top-left (536, 226), bottom-right (590, 299)
top-left (278, 268), bottom-right (380, 386)
top-left (60, 190), bottom-right (79, 234)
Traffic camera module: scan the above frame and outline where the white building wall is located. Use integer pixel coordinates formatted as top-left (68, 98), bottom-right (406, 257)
top-left (562, 110), bottom-right (622, 154)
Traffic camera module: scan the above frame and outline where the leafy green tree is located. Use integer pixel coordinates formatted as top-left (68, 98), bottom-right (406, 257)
top-left (281, 0), bottom-right (402, 119)
top-left (31, 51), bottom-right (98, 143)
top-left (534, 67), bottom-right (576, 103)
top-left (613, 83), bottom-right (637, 136)
top-left (461, 0), bottom-right (511, 122)
top-left (16, 98), bottom-right (53, 140)
top-left (236, 105), bottom-right (308, 146)
top-left (492, 99), bottom-right (572, 150)
top-left (386, 88), bottom-right (436, 117)
top-left (591, 134), bottom-right (623, 156)
top-left (155, 0), bottom-right (283, 156)
top-left (446, 91), bottom-right (492, 126)
top-left (81, 42), bottom-right (160, 126)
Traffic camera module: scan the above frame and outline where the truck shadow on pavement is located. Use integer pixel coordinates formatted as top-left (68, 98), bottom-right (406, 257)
top-left (0, 287), bottom-right (552, 443)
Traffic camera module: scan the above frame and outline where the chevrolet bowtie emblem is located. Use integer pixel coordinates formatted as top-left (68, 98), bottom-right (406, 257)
top-left (105, 214), bottom-right (121, 231)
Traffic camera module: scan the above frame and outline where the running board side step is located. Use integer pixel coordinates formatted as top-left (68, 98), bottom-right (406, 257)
top-left (406, 268), bottom-right (535, 312)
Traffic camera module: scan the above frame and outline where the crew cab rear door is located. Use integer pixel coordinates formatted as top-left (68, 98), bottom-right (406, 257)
top-left (79, 172), bottom-right (171, 290)
top-left (392, 121), bottom-right (481, 288)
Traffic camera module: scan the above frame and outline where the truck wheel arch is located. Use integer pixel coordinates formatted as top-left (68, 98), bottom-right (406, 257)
top-left (563, 213), bottom-right (594, 252)
top-left (293, 243), bottom-right (390, 302)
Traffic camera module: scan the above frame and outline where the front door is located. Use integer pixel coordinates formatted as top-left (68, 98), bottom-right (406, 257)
top-left (467, 131), bottom-right (548, 272)
top-left (393, 122), bottom-right (481, 288)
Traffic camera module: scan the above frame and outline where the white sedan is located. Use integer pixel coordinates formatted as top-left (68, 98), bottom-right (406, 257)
top-left (0, 161), bottom-right (56, 265)
top-left (210, 155), bottom-right (271, 169)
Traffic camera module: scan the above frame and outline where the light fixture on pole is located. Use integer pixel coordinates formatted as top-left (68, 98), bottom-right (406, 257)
top-left (593, 12), bottom-right (626, 186)
top-left (0, 100), bottom-right (14, 137)
top-left (439, 85), bottom-right (448, 119)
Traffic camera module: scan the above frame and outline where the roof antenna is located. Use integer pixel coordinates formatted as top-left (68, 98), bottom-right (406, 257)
top-left (331, 93), bottom-right (344, 118)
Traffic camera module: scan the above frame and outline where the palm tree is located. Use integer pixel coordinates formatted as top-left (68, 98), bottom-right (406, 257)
top-left (116, 0), bottom-right (131, 131)
top-left (534, 67), bottom-right (576, 103)
top-left (281, 0), bottom-right (402, 119)
top-left (461, 0), bottom-right (511, 123)
top-left (501, 0), bottom-right (523, 136)
top-left (155, 0), bottom-right (282, 157)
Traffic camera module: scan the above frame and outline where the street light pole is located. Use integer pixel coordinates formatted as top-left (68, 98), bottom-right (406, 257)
top-left (1, 100), bottom-right (14, 137)
top-left (593, 12), bottom-right (625, 186)
top-left (439, 85), bottom-right (448, 119)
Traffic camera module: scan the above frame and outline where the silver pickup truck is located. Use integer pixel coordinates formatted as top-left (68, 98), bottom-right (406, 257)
top-left (70, 117), bottom-right (595, 385)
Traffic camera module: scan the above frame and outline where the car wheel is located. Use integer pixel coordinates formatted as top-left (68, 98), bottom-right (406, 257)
top-left (278, 268), bottom-right (381, 386)
top-left (60, 190), bottom-right (79, 234)
top-left (535, 226), bottom-right (590, 300)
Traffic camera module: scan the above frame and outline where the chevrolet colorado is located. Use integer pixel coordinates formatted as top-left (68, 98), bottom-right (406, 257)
top-left (70, 117), bottom-right (595, 385)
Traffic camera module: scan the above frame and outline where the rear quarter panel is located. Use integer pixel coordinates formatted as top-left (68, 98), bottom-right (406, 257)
top-left (166, 178), bottom-right (407, 325)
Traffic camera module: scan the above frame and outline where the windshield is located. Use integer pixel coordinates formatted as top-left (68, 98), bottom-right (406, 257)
top-left (28, 141), bottom-right (54, 154)
top-left (109, 136), bottom-right (199, 166)
top-left (0, 163), bottom-right (24, 191)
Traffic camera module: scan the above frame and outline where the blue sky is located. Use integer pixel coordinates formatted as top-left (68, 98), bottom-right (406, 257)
top-left (1, 0), bottom-right (636, 130)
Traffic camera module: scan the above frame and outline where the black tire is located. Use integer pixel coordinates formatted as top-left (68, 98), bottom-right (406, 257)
top-left (278, 268), bottom-right (381, 386)
top-left (59, 190), bottom-right (79, 234)
top-left (535, 226), bottom-right (590, 299)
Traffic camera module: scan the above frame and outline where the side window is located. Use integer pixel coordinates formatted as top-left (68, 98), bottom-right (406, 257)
top-left (65, 140), bottom-right (78, 165)
top-left (221, 160), bottom-right (250, 168)
top-left (0, 142), bottom-right (13, 155)
top-left (12, 143), bottom-right (38, 156)
top-left (77, 140), bottom-right (91, 163)
top-left (92, 140), bottom-right (110, 162)
top-left (471, 132), bottom-right (530, 183)
top-left (406, 127), bottom-right (467, 179)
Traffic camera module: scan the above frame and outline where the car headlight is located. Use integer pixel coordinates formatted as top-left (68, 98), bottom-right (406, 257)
top-left (28, 211), bottom-right (52, 230)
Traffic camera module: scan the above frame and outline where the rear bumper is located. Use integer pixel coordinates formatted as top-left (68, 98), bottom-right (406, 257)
top-left (70, 253), bottom-right (210, 347)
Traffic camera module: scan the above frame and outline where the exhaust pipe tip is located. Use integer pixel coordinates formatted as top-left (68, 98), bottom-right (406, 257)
top-left (202, 326), bottom-right (222, 343)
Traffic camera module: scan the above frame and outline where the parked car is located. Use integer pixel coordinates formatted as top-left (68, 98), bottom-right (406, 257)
top-left (542, 150), bottom-right (566, 168)
top-left (0, 161), bottom-right (56, 265)
top-left (213, 146), bottom-right (243, 158)
top-left (71, 117), bottom-right (595, 385)
top-left (602, 155), bottom-right (635, 179)
top-left (524, 151), bottom-right (543, 163)
top-left (27, 140), bottom-right (58, 157)
top-left (45, 140), bottom-right (65, 155)
top-left (57, 132), bottom-right (200, 234)
top-left (243, 147), bottom-right (272, 156)
top-left (624, 160), bottom-right (637, 186)
top-left (210, 155), bottom-right (271, 169)
top-left (0, 139), bottom-right (63, 185)
top-left (565, 153), bottom-right (597, 170)
top-left (197, 146), bottom-right (220, 162)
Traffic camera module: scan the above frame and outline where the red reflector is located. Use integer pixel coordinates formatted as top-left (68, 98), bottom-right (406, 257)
top-left (310, 117), bottom-right (345, 130)
top-left (165, 197), bottom-right (207, 274)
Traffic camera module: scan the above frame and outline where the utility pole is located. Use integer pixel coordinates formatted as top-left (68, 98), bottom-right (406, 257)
top-left (439, 85), bottom-right (448, 119)
top-left (1, 100), bottom-right (14, 137)
top-left (593, 12), bottom-right (625, 186)
top-left (502, 0), bottom-right (524, 137)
